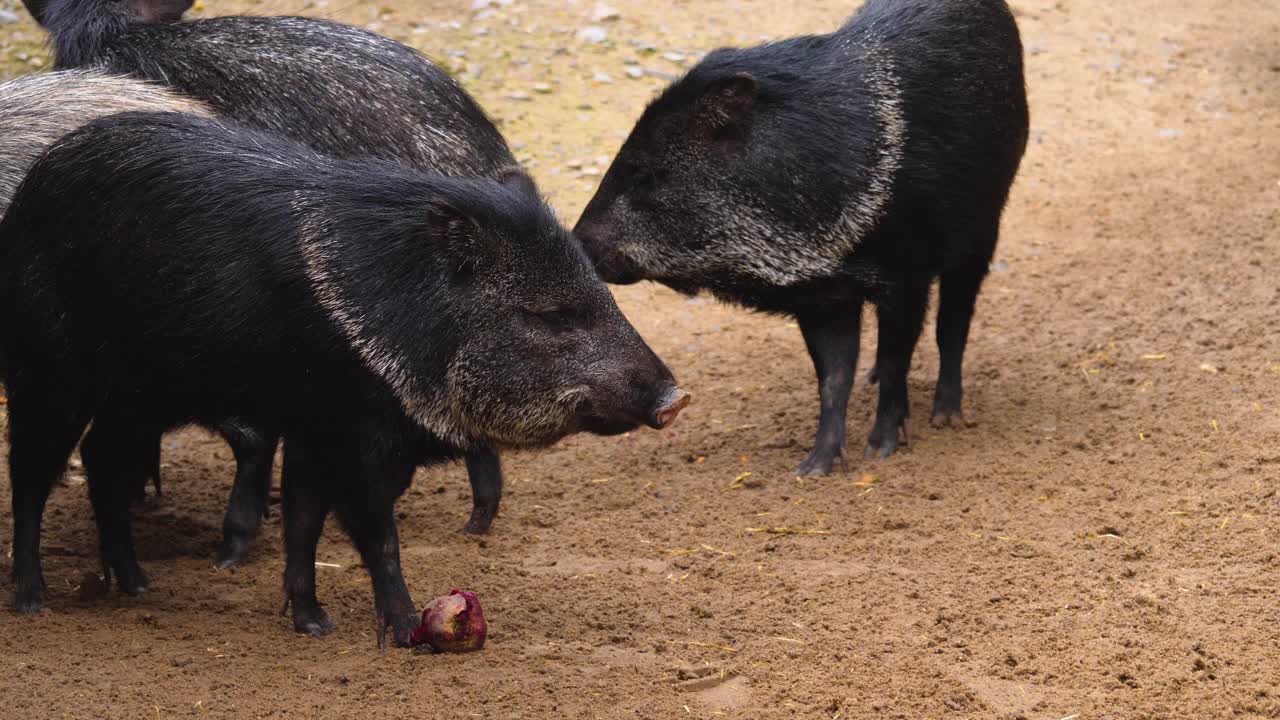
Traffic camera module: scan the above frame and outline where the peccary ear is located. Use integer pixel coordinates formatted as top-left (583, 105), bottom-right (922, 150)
top-left (695, 72), bottom-right (758, 132)
top-left (495, 166), bottom-right (541, 200)
top-left (428, 199), bottom-right (484, 273)
top-left (127, 0), bottom-right (194, 23)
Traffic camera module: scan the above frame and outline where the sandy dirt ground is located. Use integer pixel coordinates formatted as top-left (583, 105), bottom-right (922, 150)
top-left (1, 0), bottom-right (1278, 717)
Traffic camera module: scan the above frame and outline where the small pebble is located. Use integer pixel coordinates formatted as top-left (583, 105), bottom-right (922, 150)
top-left (592, 72), bottom-right (613, 84)
top-left (576, 25), bottom-right (608, 44)
top-left (1156, 127), bottom-right (1182, 139)
top-left (626, 66), bottom-right (645, 79)
top-left (642, 67), bottom-right (677, 81)
top-left (507, 91), bottom-right (532, 101)
top-left (662, 52), bottom-right (686, 64)
top-left (589, 3), bottom-right (620, 23)
top-left (532, 82), bottom-right (553, 93)
top-left (0, 9), bottom-right (19, 23)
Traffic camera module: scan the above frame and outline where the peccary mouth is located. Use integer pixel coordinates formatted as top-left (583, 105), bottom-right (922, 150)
top-left (571, 386), bottom-right (690, 436)
top-left (588, 247), bottom-right (643, 285)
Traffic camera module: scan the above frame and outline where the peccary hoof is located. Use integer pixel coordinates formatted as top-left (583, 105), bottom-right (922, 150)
top-left (14, 577), bottom-right (47, 614)
top-left (378, 610), bottom-right (420, 650)
top-left (214, 535), bottom-right (252, 570)
top-left (114, 564), bottom-right (152, 596)
top-left (291, 604), bottom-right (336, 639)
top-left (796, 446), bottom-right (846, 477)
top-left (864, 418), bottom-right (908, 460)
top-left (462, 504), bottom-right (497, 535)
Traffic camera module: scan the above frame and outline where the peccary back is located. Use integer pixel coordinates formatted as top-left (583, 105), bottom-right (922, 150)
top-left (0, 69), bottom-right (209, 213)
top-left (39, 0), bottom-right (514, 176)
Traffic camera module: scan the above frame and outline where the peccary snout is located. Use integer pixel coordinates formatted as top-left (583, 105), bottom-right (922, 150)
top-left (571, 333), bottom-right (689, 437)
top-left (574, 221), bottom-right (641, 285)
top-left (650, 386), bottom-right (691, 430)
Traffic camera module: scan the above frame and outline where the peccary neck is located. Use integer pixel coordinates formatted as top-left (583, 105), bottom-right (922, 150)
top-left (44, 0), bottom-right (133, 68)
top-left (289, 180), bottom-right (464, 448)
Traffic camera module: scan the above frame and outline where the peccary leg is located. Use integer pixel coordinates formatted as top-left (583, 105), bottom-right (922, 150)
top-left (216, 426), bottom-right (279, 570)
top-left (796, 306), bottom-right (861, 476)
top-left (462, 448), bottom-right (503, 534)
top-left (131, 434), bottom-right (163, 504)
top-left (147, 440), bottom-right (162, 498)
top-left (933, 260), bottom-right (989, 428)
top-left (9, 390), bottom-right (90, 612)
top-left (82, 420), bottom-right (153, 596)
top-left (280, 440), bottom-right (334, 638)
top-left (866, 276), bottom-right (930, 459)
top-left (332, 458), bottom-right (418, 649)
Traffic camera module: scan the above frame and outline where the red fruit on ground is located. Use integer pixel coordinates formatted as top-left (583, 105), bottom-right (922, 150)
top-left (410, 589), bottom-right (487, 653)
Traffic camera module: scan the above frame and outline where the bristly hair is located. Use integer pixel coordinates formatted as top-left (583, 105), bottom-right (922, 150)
top-left (0, 68), bottom-right (210, 230)
top-left (35, 0), bottom-right (516, 178)
top-left (41, 0), bottom-right (134, 67)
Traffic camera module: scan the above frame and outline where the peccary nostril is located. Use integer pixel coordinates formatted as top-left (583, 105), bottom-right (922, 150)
top-left (650, 388), bottom-right (691, 429)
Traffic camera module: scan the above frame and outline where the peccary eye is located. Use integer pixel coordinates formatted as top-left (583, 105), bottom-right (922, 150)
top-left (525, 307), bottom-right (577, 333)
top-left (629, 168), bottom-right (667, 205)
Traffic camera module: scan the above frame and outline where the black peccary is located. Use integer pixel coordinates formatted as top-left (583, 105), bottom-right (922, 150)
top-left (24, 0), bottom-right (526, 564)
top-left (574, 0), bottom-right (1028, 475)
top-left (0, 111), bottom-right (688, 643)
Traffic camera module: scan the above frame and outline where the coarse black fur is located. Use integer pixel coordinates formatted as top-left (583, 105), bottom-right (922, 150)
top-left (0, 112), bottom-right (682, 644)
top-left (27, 0), bottom-right (522, 560)
top-left (575, 0), bottom-right (1028, 475)
top-left (37, 0), bottom-right (513, 174)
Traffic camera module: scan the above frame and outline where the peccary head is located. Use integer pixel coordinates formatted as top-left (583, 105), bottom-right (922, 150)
top-left (576, 42), bottom-right (872, 293)
top-left (30, 0), bottom-right (193, 25)
top-left (309, 168), bottom-right (689, 450)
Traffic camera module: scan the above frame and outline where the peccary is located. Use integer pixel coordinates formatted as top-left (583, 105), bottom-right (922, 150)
top-left (575, 0), bottom-right (1028, 475)
top-left (0, 111), bottom-right (688, 643)
top-left (24, 0), bottom-right (528, 562)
